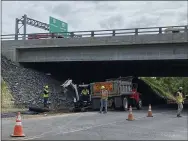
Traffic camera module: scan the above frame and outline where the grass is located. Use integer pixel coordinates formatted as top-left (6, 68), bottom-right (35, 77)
top-left (140, 77), bottom-right (176, 101)
top-left (1, 108), bottom-right (27, 113)
top-left (1, 78), bottom-right (22, 113)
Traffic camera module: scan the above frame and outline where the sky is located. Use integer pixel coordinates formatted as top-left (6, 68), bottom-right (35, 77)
top-left (2, 1), bottom-right (188, 35)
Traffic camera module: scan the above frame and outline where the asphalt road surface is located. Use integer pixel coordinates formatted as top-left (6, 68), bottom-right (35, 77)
top-left (2, 108), bottom-right (188, 140)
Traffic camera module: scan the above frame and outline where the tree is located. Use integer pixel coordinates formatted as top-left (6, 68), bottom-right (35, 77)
top-left (141, 77), bottom-right (188, 100)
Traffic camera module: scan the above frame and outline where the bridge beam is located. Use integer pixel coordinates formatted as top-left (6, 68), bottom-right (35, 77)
top-left (16, 43), bottom-right (188, 62)
top-left (2, 32), bottom-right (188, 62)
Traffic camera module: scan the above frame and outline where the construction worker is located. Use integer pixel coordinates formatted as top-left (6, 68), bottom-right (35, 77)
top-left (99, 86), bottom-right (108, 114)
top-left (176, 87), bottom-right (184, 117)
top-left (43, 85), bottom-right (49, 108)
top-left (81, 87), bottom-right (89, 101)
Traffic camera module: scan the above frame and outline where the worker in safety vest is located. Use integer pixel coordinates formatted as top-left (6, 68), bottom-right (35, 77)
top-left (176, 87), bottom-right (184, 117)
top-left (43, 85), bottom-right (49, 108)
top-left (99, 86), bottom-right (109, 114)
top-left (81, 87), bottom-right (89, 101)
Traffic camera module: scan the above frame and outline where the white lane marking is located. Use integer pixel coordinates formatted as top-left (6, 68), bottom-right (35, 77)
top-left (26, 112), bottom-right (96, 120)
top-left (46, 114), bottom-right (156, 136)
top-left (43, 111), bottom-right (188, 136)
top-left (21, 112), bottom-right (97, 140)
top-left (160, 132), bottom-right (187, 139)
top-left (3, 112), bottom-right (96, 123)
top-left (126, 123), bottom-right (188, 134)
top-left (22, 112), bottom-right (162, 140)
top-left (12, 111), bottom-right (186, 140)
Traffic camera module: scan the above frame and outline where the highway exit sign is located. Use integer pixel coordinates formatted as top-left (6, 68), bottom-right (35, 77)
top-left (49, 16), bottom-right (68, 37)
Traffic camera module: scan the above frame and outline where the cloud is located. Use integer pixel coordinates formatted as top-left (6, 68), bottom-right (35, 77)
top-left (2, 1), bottom-right (188, 35)
top-left (100, 15), bottom-right (125, 29)
top-left (51, 3), bottom-right (72, 18)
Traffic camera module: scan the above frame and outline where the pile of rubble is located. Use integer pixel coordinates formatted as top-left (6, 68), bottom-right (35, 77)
top-left (1, 55), bottom-right (74, 110)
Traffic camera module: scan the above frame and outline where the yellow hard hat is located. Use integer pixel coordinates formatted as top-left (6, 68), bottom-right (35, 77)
top-left (44, 85), bottom-right (48, 89)
top-left (179, 87), bottom-right (183, 90)
top-left (101, 86), bottom-right (105, 89)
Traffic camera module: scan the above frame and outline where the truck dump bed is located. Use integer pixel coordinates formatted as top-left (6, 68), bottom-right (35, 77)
top-left (90, 77), bottom-right (135, 98)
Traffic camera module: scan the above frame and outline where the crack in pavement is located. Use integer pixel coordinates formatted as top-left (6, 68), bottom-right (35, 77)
top-left (10, 111), bottom-right (185, 140)
top-left (23, 112), bottom-right (167, 140)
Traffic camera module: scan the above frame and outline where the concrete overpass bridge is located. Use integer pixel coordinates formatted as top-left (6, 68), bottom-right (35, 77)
top-left (1, 25), bottom-right (188, 80)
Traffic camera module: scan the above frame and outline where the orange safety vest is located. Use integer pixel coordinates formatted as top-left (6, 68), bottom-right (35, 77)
top-left (101, 90), bottom-right (108, 100)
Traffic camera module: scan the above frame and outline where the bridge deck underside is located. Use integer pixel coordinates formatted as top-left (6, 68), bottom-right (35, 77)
top-left (22, 59), bottom-right (188, 84)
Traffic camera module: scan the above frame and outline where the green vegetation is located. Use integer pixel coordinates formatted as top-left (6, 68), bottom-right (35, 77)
top-left (140, 77), bottom-right (188, 100)
top-left (1, 79), bottom-right (27, 113)
top-left (1, 77), bottom-right (187, 113)
top-left (1, 78), bottom-right (15, 109)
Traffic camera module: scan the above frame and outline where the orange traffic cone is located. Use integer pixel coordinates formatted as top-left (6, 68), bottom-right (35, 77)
top-left (147, 104), bottom-right (153, 117)
top-left (126, 106), bottom-right (135, 121)
top-left (11, 112), bottom-right (25, 137)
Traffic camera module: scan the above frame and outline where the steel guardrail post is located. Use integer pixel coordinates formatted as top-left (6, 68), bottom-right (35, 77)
top-left (135, 28), bottom-right (138, 35)
top-left (70, 32), bottom-right (74, 38)
top-left (52, 33), bottom-right (54, 38)
top-left (112, 30), bottom-right (116, 36)
top-left (159, 27), bottom-right (162, 34)
top-left (91, 31), bottom-right (94, 37)
top-left (184, 26), bottom-right (188, 32)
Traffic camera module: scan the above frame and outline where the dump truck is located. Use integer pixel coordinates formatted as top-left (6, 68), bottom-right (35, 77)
top-left (90, 76), bottom-right (142, 111)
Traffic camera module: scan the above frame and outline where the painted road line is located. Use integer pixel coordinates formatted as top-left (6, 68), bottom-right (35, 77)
top-left (11, 111), bottom-right (186, 140)
top-left (22, 112), bottom-right (166, 140)
top-left (3, 112), bottom-right (97, 123)
top-left (15, 112), bottom-right (93, 140)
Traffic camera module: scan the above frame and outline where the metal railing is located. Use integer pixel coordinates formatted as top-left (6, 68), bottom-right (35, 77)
top-left (1, 25), bottom-right (187, 41)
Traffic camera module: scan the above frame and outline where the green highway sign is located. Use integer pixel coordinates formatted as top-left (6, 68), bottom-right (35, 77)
top-left (49, 16), bottom-right (68, 37)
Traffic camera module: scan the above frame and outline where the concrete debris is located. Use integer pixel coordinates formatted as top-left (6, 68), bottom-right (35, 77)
top-left (1, 56), bottom-right (74, 110)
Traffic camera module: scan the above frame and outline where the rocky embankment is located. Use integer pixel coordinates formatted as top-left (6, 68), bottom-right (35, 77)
top-left (1, 55), bottom-right (74, 110)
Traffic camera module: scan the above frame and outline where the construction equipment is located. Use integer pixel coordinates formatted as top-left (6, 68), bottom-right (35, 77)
top-left (90, 76), bottom-right (142, 111)
top-left (61, 79), bottom-right (92, 112)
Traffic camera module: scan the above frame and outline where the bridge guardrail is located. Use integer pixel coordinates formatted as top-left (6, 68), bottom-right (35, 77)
top-left (1, 25), bottom-right (187, 40)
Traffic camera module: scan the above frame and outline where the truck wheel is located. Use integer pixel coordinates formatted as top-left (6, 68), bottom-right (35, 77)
top-left (108, 99), bottom-right (113, 108)
top-left (136, 99), bottom-right (142, 110)
top-left (122, 97), bottom-right (128, 111)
